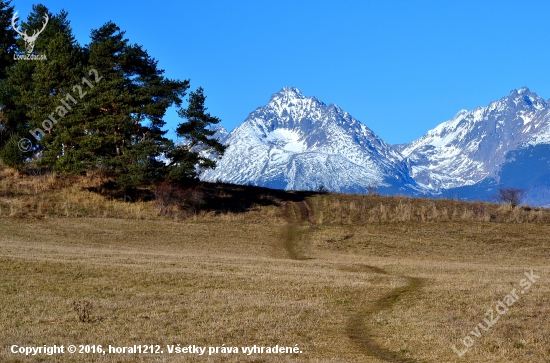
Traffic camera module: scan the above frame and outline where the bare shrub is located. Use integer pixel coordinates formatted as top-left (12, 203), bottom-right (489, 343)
top-left (178, 185), bottom-right (206, 215)
top-left (154, 182), bottom-right (205, 216)
top-left (73, 300), bottom-right (92, 323)
top-left (154, 181), bottom-right (183, 216)
top-left (497, 187), bottom-right (526, 208)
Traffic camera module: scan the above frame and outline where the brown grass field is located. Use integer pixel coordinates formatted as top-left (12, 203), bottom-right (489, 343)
top-left (0, 166), bottom-right (549, 362)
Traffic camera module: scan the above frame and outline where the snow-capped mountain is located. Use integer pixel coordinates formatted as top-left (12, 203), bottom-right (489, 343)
top-left (199, 86), bottom-right (549, 205)
top-left (400, 87), bottom-right (550, 190)
top-left (201, 87), bottom-right (421, 193)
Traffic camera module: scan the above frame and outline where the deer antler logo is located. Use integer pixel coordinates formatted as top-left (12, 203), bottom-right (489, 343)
top-left (11, 11), bottom-right (49, 54)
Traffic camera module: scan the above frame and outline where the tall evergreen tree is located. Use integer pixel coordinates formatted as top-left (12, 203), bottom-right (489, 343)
top-left (0, 0), bottom-right (19, 152)
top-left (0, 7), bottom-right (218, 193)
top-left (0, 0), bottom-right (16, 80)
top-left (167, 87), bottom-right (226, 183)
top-left (25, 6), bottom-right (85, 169)
top-left (80, 22), bottom-right (189, 193)
top-left (0, 4), bottom-right (61, 164)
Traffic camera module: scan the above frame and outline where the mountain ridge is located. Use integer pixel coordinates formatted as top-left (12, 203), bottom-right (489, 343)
top-left (200, 86), bottom-right (550, 206)
top-left (400, 87), bottom-right (550, 190)
top-left (201, 87), bottom-right (421, 194)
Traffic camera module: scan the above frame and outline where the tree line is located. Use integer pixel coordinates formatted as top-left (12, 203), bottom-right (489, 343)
top-left (0, 2), bottom-right (226, 195)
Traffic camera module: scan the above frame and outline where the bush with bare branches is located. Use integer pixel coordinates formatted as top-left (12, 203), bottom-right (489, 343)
top-left (154, 181), bottom-right (205, 216)
top-left (497, 187), bottom-right (526, 208)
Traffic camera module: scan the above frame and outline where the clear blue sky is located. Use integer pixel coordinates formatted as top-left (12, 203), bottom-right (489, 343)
top-left (12, 0), bottom-right (550, 144)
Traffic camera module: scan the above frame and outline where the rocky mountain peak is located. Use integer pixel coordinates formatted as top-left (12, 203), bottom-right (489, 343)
top-left (270, 86), bottom-right (306, 101)
top-left (401, 86), bottom-right (550, 190)
top-left (201, 88), bottom-right (420, 194)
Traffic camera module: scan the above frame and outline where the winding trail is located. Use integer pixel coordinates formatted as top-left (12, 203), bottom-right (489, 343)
top-left (278, 198), bottom-right (425, 362)
top-left (279, 200), bottom-right (315, 260)
top-left (347, 267), bottom-right (425, 363)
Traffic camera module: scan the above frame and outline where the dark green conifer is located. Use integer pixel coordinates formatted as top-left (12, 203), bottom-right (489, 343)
top-left (167, 87), bottom-right (226, 183)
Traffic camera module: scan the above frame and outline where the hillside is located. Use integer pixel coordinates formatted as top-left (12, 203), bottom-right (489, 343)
top-left (1, 163), bottom-right (549, 223)
top-left (1, 164), bottom-right (549, 362)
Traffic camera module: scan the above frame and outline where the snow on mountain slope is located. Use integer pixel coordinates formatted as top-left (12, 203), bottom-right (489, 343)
top-left (201, 87), bottom-right (420, 193)
top-left (401, 87), bottom-right (550, 190)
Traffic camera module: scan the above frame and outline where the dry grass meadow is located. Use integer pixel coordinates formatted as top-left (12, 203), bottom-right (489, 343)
top-left (1, 165), bottom-right (549, 362)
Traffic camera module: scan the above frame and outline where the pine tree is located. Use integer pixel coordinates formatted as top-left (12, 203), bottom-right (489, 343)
top-left (167, 87), bottom-right (226, 183)
top-left (0, 0), bottom-right (20, 152)
top-left (23, 6), bottom-right (85, 170)
top-left (0, 4), bottom-right (61, 164)
top-left (81, 22), bottom-right (189, 193)
top-left (0, 0), bottom-right (16, 80)
top-left (0, 7), bottom-right (216, 194)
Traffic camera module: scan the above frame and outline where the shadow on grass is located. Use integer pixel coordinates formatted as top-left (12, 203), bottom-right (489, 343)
top-left (87, 180), bottom-right (319, 215)
top-left (198, 182), bottom-right (318, 215)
